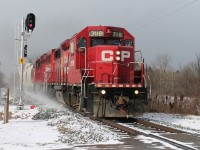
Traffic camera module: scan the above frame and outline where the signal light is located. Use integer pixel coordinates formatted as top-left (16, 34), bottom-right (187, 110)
top-left (25, 13), bottom-right (35, 31)
top-left (24, 45), bottom-right (27, 57)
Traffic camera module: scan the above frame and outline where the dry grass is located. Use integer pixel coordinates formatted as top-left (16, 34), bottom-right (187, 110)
top-left (0, 111), bottom-right (12, 120)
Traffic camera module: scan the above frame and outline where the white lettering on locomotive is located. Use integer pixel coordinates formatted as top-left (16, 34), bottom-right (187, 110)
top-left (101, 51), bottom-right (113, 61)
top-left (101, 50), bottom-right (130, 61)
top-left (70, 60), bottom-right (74, 66)
top-left (121, 51), bottom-right (130, 61)
top-left (89, 31), bottom-right (104, 37)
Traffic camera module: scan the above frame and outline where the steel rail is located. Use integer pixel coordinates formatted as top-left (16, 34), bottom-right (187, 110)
top-left (97, 118), bottom-right (197, 150)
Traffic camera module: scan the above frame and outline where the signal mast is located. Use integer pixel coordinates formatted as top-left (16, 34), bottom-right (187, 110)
top-left (16, 13), bottom-right (35, 109)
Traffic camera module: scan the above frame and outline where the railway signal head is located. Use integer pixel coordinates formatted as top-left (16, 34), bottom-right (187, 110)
top-left (25, 13), bottom-right (35, 32)
top-left (24, 45), bottom-right (27, 57)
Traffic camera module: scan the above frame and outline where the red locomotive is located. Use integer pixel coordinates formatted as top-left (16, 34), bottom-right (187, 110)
top-left (31, 26), bottom-right (148, 117)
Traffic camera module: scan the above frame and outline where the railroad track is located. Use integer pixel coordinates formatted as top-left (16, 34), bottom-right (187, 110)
top-left (94, 118), bottom-right (197, 150)
top-left (63, 104), bottom-right (197, 149)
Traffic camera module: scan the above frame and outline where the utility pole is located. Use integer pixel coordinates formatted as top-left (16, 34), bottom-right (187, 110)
top-left (16, 13), bottom-right (36, 110)
top-left (18, 17), bottom-right (25, 109)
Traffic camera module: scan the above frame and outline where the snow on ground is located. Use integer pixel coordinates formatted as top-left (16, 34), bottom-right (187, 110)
top-left (140, 113), bottom-right (200, 134)
top-left (0, 91), bottom-right (200, 150)
top-left (0, 105), bottom-right (121, 150)
top-left (0, 91), bottom-right (121, 150)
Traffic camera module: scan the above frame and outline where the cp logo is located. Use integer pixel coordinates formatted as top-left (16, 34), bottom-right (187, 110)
top-left (101, 50), bottom-right (130, 61)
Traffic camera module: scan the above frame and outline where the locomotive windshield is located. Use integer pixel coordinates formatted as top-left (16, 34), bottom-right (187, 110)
top-left (91, 38), bottom-right (105, 47)
top-left (107, 39), bottom-right (121, 45)
top-left (90, 38), bottom-right (121, 47)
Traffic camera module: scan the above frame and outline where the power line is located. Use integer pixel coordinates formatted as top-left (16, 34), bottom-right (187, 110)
top-left (130, 0), bottom-right (183, 27)
top-left (129, 0), bottom-right (198, 32)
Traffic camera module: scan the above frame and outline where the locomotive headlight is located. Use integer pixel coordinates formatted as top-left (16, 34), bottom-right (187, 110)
top-left (116, 51), bottom-right (120, 55)
top-left (134, 90), bottom-right (139, 95)
top-left (100, 89), bottom-right (106, 95)
top-left (116, 56), bottom-right (120, 61)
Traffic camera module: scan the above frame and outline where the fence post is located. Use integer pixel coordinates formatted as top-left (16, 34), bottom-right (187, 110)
top-left (5, 88), bottom-right (9, 123)
top-left (1, 88), bottom-right (9, 124)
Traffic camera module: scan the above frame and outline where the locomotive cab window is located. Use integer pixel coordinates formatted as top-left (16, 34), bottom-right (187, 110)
top-left (54, 49), bottom-right (61, 59)
top-left (90, 38), bottom-right (105, 47)
top-left (78, 37), bottom-right (86, 48)
top-left (124, 39), bottom-right (133, 46)
top-left (36, 61), bottom-right (40, 69)
top-left (107, 39), bottom-right (121, 45)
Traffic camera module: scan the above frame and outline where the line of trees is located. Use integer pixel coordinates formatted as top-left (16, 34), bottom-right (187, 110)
top-left (146, 53), bottom-right (200, 115)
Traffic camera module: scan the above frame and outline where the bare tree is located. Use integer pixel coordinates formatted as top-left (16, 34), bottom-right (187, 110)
top-left (154, 53), bottom-right (172, 72)
top-left (194, 53), bottom-right (200, 96)
top-left (148, 53), bottom-right (172, 95)
top-left (177, 63), bottom-right (196, 96)
top-left (194, 53), bottom-right (200, 77)
top-left (0, 71), bottom-right (6, 88)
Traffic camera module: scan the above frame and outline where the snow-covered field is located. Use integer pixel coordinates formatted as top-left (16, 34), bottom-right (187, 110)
top-left (0, 92), bottom-right (121, 150)
top-left (0, 91), bottom-right (200, 150)
top-left (0, 105), bottom-right (121, 150)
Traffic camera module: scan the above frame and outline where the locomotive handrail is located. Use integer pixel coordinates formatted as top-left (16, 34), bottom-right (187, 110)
top-left (91, 61), bottom-right (144, 64)
top-left (143, 74), bottom-right (147, 88)
top-left (135, 50), bottom-right (143, 61)
top-left (90, 61), bottom-right (145, 68)
top-left (43, 68), bottom-right (52, 91)
top-left (88, 60), bottom-right (145, 84)
top-left (81, 68), bottom-right (94, 70)
top-left (80, 47), bottom-right (89, 98)
top-left (129, 62), bottom-right (144, 64)
top-left (147, 75), bottom-right (152, 98)
top-left (112, 61), bottom-right (145, 85)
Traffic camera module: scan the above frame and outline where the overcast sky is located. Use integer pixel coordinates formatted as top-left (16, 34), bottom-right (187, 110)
top-left (0, 0), bottom-right (200, 75)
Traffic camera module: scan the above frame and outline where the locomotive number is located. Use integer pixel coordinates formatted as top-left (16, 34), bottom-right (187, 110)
top-left (89, 31), bottom-right (104, 37)
top-left (101, 50), bottom-right (130, 61)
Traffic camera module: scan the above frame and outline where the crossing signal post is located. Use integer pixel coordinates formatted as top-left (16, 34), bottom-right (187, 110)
top-left (16, 13), bottom-right (36, 109)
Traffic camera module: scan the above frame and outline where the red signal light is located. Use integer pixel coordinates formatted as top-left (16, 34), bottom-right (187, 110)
top-left (29, 24), bottom-right (33, 27)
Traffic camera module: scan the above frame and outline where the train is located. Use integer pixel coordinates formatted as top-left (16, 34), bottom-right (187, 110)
top-left (24, 26), bottom-right (149, 118)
